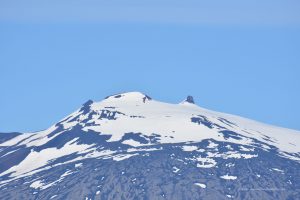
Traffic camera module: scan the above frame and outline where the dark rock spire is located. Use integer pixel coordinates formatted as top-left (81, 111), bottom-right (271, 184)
top-left (186, 96), bottom-right (195, 104)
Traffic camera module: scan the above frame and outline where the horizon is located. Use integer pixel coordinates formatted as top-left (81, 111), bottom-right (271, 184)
top-left (1, 89), bottom-right (300, 133)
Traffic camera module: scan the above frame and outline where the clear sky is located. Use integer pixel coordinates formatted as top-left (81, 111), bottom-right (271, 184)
top-left (0, 0), bottom-right (300, 132)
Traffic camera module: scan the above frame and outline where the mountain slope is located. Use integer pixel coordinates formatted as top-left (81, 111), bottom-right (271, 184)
top-left (0, 92), bottom-right (299, 200)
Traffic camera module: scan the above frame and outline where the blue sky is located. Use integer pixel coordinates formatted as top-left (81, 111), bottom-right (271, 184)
top-left (0, 0), bottom-right (300, 132)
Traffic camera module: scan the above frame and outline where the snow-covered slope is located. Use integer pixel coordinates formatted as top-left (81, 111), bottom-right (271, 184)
top-left (2, 92), bottom-right (299, 155)
top-left (0, 92), bottom-right (299, 200)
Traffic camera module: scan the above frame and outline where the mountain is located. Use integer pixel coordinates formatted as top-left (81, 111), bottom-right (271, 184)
top-left (0, 92), bottom-right (299, 200)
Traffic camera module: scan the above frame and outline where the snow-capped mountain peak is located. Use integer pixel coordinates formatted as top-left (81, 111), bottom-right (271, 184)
top-left (103, 92), bottom-right (152, 104)
top-left (0, 92), bottom-right (299, 200)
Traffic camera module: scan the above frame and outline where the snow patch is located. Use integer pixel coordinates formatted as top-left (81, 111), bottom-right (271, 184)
top-left (75, 163), bottom-right (83, 168)
top-left (207, 141), bottom-right (218, 149)
top-left (239, 146), bottom-right (255, 152)
top-left (195, 183), bottom-right (206, 188)
top-left (225, 163), bottom-right (235, 167)
top-left (172, 166), bottom-right (180, 173)
top-left (127, 147), bottom-right (162, 152)
top-left (30, 180), bottom-right (43, 189)
top-left (220, 175), bottom-right (237, 180)
top-left (122, 139), bottom-right (143, 147)
top-left (0, 138), bottom-right (93, 177)
top-left (112, 153), bottom-right (138, 161)
top-left (272, 168), bottom-right (284, 173)
top-left (182, 145), bottom-right (198, 152)
top-left (196, 157), bottom-right (217, 168)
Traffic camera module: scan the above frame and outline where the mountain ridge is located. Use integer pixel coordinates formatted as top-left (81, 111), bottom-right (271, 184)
top-left (0, 92), bottom-right (299, 200)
